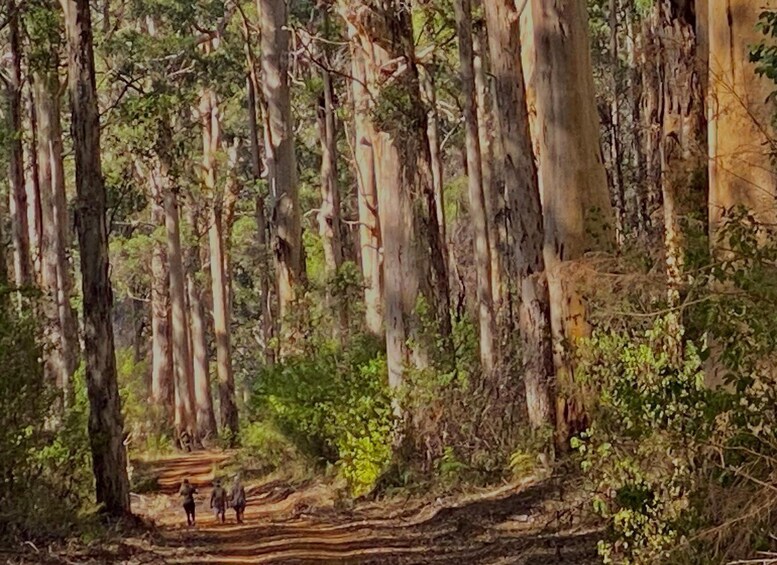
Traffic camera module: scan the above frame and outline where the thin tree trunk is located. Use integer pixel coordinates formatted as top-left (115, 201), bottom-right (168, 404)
top-left (34, 74), bottom-right (70, 396)
top-left (162, 165), bottom-right (198, 447)
top-left (347, 26), bottom-right (383, 336)
top-left (61, 0), bottom-right (130, 516)
top-left (472, 26), bottom-right (503, 310)
top-left (530, 0), bottom-right (616, 445)
top-left (419, 65), bottom-right (446, 249)
top-left (200, 89), bottom-right (239, 438)
top-left (454, 0), bottom-right (496, 373)
top-left (609, 0), bottom-right (626, 245)
top-left (25, 84), bottom-right (43, 282)
top-left (148, 165), bottom-right (174, 417)
top-left (184, 205), bottom-right (218, 439)
top-left (258, 0), bottom-right (303, 333)
top-left (7, 0), bottom-right (32, 290)
top-left (317, 69), bottom-right (344, 277)
top-left (484, 0), bottom-right (554, 431)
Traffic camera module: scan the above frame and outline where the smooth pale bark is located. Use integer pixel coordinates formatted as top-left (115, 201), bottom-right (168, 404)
top-left (454, 0), bottom-right (496, 373)
top-left (340, 2), bottom-right (451, 399)
top-left (708, 0), bottom-right (777, 240)
top-left (184, 205), bottom-right (217, 439)
top-left (162, 172), bottom-right (198, 446)
top-left (246, 68), bottom-right (276, 364)
top-left (7, 0), bottom-right (32, 289)
top-left (484, 0), bottom-right (554, 430)
top-left (61, 0), bottom-right (130, 516)
top-left (200, 90), bottom-right (239, 438)
top-left (347, 27), bottom-right (383, 336)
top-left (24, 86), bottom-right (43, 282)
top-left (258, 0), bottom-right (303, 329)
top-left (34, 75), bottom-right (70, 395)
top-left (473, 27), bottom-right (503, 308)
top-left (149, 167), bottom-right (174, 416)
top-left (317, 70), bottom-right (344, 277)
top-left (530, 0), bottom-right (615, 443)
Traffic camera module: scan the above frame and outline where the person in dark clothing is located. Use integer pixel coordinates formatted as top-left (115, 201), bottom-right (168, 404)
top-left (230, 474), bottom-right (247, 524)
top-left (179, 479), bottom-right (197, 526)
top-left (210, 479), bottom-right (227, 524)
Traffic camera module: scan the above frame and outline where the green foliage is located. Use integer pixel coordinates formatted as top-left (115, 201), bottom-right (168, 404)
top-left (575, 317), bottom-right (711, 564)
top-left (0, 307), bottom-right (93, 540)
top-left (249, 333), bottom-right (394, 495)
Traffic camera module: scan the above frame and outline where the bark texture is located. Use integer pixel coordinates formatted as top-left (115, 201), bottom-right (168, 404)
top-left (454, 0), bottom-right (496, 373)
top-left (484, 0), bottom-right (554, 430)
top-left (61, 0), bottom-right (130, 515)
top-left (258, 0), bottom-right (303, 329)
top-left (708, 0), bottom-right (777, 241)
top-left (530, 0), bottom-right (615, 443)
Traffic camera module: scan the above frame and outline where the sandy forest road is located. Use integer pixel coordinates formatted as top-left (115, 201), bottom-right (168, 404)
top-left (122, 452), bottom-right (599, 564)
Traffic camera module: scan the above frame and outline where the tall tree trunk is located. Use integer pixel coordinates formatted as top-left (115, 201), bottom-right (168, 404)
top-left (200, 89), bottom-right (239, 439)
top-left (258, 0), bottom-right (303, 333)
top-left (708, 0), bottom-right (777, 242)
top-left (454, 0), bottom-right (496, 373)
top-left (609, 0), bottom-right (626, 245)
top-left (317, 70), bottom-right (345, 278)
top-left (530, 0), bottom-right (616, 444)
top-left (243, 25), bottom-right (276, 365)
top-left (184, 205), bottom-right (218, 439)
top-left (472, 26), bottom-right (503, 310)
top-left (418, 65), bottom-right (446, 250)
top-left (347, 24), bottom-right (383, 336)
top-left (161, 162), bottom-right (198, 447)
top-left (61, 0), bottom-right (130, 516)
top-left (34, 73), bottom-right (70, 396)
top-left (25, 85), bottom-right (43, 283)
top-left (340, 1), bottom-right (451, 411)
top-left (7, 0), bottom-right (32, 290)
top-left (484, 0), bottom-right (554, 431)
top-left (148, 165), bottom-right (174, 417)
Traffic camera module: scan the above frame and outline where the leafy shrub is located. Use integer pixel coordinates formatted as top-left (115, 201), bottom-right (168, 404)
top-left (0, 304), bottom-right (93, 540)
top-left (249, 332), bottom-right (394, 495)
top-left (575, 317), bottom-right (713, 564)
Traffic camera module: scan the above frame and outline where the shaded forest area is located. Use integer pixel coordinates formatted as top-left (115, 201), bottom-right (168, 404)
top-left (3, 0), bottom-right (777, 563)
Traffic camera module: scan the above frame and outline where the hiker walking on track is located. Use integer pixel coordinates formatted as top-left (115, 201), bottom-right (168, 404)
top-left (230, 474), bottom-right (247, 524)
top-left (179, 478), bottom-right (197, 526)
top-left (210, 479), bottom-right (227, 524)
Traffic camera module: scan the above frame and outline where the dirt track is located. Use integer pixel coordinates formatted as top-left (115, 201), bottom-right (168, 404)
top-left (6, 452), bottom-right (600, 564)
top-left (128, 452), bottom-right (598, 564)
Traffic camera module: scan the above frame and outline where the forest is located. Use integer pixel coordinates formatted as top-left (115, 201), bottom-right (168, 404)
top-left (2, 0), bottom-right (777, 563)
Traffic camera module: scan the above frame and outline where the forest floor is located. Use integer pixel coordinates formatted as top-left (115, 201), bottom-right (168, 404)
top-left (7, 452), bottom-right (601, 564)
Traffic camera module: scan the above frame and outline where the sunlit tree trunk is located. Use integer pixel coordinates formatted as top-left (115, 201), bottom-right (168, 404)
top-left (7, 0), bottom-right (32, 290)
top-left (472, 26), bottom-right (503, 309)
top-left (454, 0), bottom-right (496, 373)
top-left (184, 205), bottom-right (217, 439)
top-left (258, 0), bottom-right (303, 332)
top-left (24, 86), bottom-right (43, 283)
top-left (708, 0), bottom-right (777, 241)
top-left (347, 24), bottom-right (383, 336)
top-left (243, 25), bottom-right (276, 365)
top-left (484, 0), bottom-right (554, 431)
top-left (61, 0), bottom-right (130, 515)
top-left (200, 89), bottom-right (239, 439)
top-left (530, 0), bottom-right (616, 444)
top-left (148, 165), bottom-right (174, 417)
top-left (609, 0), bottom-right (626, 245)
top-left (317, 70), bottom-right (344, 277)
top-left (160, 153), bottom-right (198, 446)
top-left (340, 1), bottom-right (452, 407)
